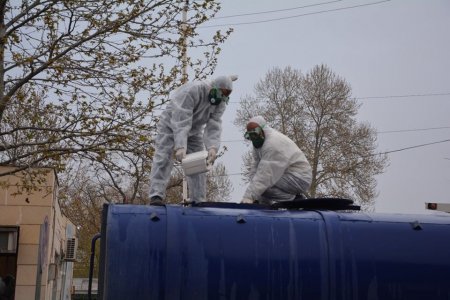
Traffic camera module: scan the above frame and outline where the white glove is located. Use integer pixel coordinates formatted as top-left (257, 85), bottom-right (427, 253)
top-left (241, 198), bottom-right (253, 204)
top-left (175, 148), bottom-right (186, 162)
top-left (207, 148), bottom-right (217, 165)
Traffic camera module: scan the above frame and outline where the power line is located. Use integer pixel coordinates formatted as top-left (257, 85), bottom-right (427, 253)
top-left (149, 92), bottom-right (450, 111)
top-left (214, 0), bottom-right (344, 19)
top-left (220, 126), bottom-right (450, 143)
top-left (378, 126), bottom-right (450, 134)
top-left (355, 92), bottom-right (450, 100)
top-left (227, 92), bottom-right (450, 104)
top-left (378, 138), bottom-right (450, 156)
top-left (201, 0), bottom-right (391, 28)
top-left (152, 90), bottom-right (450, 106)
top-left (219, 138), bottom-right (450, 177)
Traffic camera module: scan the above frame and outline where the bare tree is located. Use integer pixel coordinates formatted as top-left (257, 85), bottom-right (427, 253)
top-left (235, 65), bottom-right (388, 208)
top-left (58, 165), bottom-right (105, 277)
top-left (164, 160), bottom-right (233, 204)
top-left (0, 1), bottom-right (231, 199)
top-left (206, 162), bottom-right (233, 202)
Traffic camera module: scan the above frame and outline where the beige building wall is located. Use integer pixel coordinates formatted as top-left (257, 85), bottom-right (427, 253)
top-left (0, 166), bottom-right (75, 300)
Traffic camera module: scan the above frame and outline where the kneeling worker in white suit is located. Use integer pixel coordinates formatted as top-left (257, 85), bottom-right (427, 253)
top-left (241, 116), bottom-right (312, 204)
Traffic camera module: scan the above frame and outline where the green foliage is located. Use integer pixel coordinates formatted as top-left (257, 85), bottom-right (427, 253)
top-left (0, 0), bottom-right (231, 203)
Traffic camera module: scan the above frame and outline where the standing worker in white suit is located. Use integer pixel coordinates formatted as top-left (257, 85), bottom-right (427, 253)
top-left (241, 116), bottom-right (312, 204)
top-left (149, 75), bottom-right (238, 205)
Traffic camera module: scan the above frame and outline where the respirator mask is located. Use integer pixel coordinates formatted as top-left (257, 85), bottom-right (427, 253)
top-left (208, 88), bottom-right (229, 106)
top-left (244, 126), bottom-right (265, 148)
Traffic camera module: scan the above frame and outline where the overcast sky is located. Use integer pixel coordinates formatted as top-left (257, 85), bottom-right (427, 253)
top-left (190, 0), bottom-right (450, 214)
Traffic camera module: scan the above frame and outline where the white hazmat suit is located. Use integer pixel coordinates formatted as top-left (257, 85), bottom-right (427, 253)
top-left (149, 76), bottom-right (235, 202)
top-left (243, 116), bottom-right (312, 204)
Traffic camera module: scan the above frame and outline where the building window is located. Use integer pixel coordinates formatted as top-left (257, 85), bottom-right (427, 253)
top-left (0, 228), bottom-right (18, 254)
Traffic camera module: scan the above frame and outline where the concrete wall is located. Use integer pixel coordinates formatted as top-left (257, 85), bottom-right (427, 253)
top-left (0, 166), bottom-right (75, 300)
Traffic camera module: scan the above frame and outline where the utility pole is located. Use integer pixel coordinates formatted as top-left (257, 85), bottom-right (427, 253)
top-left (181, 0), bottom-right (189, 202)
top-left (181, 0), bottom-right (189, 84)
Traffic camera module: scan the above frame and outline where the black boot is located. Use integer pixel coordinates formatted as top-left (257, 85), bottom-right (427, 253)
top-left (294, 194), bottom-right (307, 201)
top-left (150, 196), bottom-right (164, 206)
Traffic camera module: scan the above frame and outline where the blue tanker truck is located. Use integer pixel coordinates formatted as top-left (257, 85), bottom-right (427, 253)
top-left (93, 199), bottom-right (450, 300)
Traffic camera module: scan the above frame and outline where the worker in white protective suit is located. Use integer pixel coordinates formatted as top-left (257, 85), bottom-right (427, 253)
top-left (241, 116), bottom-right (312, 204)
top-left (149, 75), bottom-right (238, 205)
